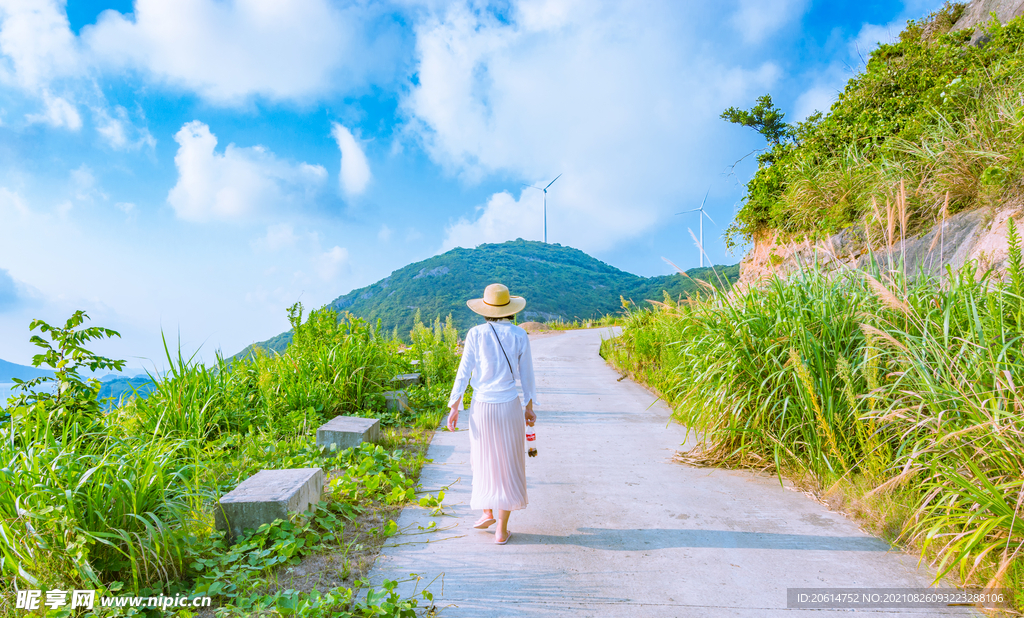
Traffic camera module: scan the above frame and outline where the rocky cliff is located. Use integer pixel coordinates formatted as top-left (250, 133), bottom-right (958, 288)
top-left (740, 202), bottom-right (1023, 284)
top-left (954, 0), bottom-right (1024, 40)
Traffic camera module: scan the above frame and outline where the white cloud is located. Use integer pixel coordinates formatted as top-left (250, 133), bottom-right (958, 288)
top-left (793, 85), bottom-right (837, 121)
top-left (442, 190), bottom-right (539, 250)
top-left (253, 223), bottom-right (299, 251)
top-left (730, 0), bottom-right (810, 45)
top-left (94, 105), bottom-right (156, 150)
top-left (167, 120), bottom-right (328, 222)
top-left (24, 91), bottom-right (81, 129)
top-left (0, 0), bottom-right (81, 91)
top-left (406, 0), bottom-right (779, 253)
top-left (331, 122), bottom-right (371, 197)
top-left (378, 224), bottom-right (393, 241)
top-left (851, 22), bottom-right (902, 63)
top-left (82, 0), bottom-right (405, 105)
top-left (71, 164), bottom-right (106, 202)
top-left (0, 186), bottom-right (29, 217)
top-left (314, 246), bottom-right (348, 280)
top-left (0, 267), bottom-right (19, 311)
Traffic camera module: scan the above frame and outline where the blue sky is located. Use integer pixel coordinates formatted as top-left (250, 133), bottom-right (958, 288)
top-left (0, 0), bottom-right (943, 369)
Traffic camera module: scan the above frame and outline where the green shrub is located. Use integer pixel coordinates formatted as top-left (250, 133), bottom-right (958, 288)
top-left (726, 10), bottom-right (1024, 245)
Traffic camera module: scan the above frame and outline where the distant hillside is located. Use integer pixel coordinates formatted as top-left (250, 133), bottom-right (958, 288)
top-left (98, 376), bottom-right (157, 403)
top-left (241, 239), bottom-right (738, 355)
top-left (0, 358), bottom-right (54, 382)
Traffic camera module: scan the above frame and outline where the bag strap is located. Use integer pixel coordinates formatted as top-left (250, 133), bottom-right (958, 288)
top-left (487, 322), bottom-right (515, 378)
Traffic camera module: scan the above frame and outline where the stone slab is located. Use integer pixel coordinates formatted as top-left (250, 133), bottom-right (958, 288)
top-left (316, 415), bottom-right (380, 452)
top-left (392, 372), bottom-right (422, 388)
top-left (215, 468), bottom-right (324, 541)
top-left (383, 390), bottom-right (410, 412)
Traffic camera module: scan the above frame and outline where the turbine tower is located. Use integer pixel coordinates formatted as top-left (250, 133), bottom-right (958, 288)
top-left (677, 188), bottom-right (716, 267)
top-left (524, 174), bottom-right (562, 243)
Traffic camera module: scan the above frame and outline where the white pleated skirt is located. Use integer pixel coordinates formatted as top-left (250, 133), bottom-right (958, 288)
top-left (468, 397), bottom-right (529, 511)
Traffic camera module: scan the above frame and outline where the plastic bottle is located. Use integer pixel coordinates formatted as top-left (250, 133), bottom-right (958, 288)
top-left (526, 426), bottom-right (537, 457)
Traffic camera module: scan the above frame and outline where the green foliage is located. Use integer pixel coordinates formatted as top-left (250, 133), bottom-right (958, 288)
top-left (0, 306), bottom-right (453, 616)
top-left (8, 311), bottom-right (126, 427)
top-left (605, 258), bottom-right (1024, 597)
top-left (408, 312), bottom-right (460, 389)
top-left (244, 240), bottom-right (740, 352)
top-left (417, 490), bottom-right (446, 517)
top-left (727, 9), bottom-right (1024, 243)
top-left (721, 94), bottom-right (794, 147)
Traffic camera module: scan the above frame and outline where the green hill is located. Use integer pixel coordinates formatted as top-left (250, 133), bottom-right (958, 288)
top-left (0, 358), bottom-right (55, 382)
top-left (242, 239), bottom-right (738, 355)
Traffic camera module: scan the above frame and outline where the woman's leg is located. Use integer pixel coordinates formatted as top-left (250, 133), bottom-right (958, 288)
top-left (495, 509), bottom-right (511, 542)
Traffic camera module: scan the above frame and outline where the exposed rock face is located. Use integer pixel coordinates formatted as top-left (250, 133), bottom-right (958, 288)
top-left (413, 266), bottom-right (450, 279)
top-left (740, 203), bottom-right (1023, 285)
top-left (953, 0), bottom-right (1024, 44)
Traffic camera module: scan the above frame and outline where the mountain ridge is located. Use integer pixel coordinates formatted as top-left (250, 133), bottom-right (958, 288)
top-left (0, 358), bottom-right (55, 383)
top-left (240, 239), bottom-right (738, 356)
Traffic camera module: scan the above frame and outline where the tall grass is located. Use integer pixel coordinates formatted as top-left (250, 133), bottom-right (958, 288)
top-left (604, 221), bottom-right (1024, 597)
top-left (0, 304), bottom-right (459, 610)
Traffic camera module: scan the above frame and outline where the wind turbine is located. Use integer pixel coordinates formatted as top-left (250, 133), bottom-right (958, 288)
top-left (676, 188), bottom-right (716, 267)
top-left (523, 174), bottom-right (562, 243)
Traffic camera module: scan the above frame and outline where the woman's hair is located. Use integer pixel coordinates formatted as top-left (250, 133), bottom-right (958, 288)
top-left (485, 316), bottom-right (512, 322)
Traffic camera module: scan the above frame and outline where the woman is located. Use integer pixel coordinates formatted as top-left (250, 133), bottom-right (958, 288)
top-left (447, 283), bottom-right (537, 545)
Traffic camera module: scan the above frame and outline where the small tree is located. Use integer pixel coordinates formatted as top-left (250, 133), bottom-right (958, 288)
top-left (720, 94), bottom-right (794, 147)
top-left (9, 311), bottom-right (125, 427)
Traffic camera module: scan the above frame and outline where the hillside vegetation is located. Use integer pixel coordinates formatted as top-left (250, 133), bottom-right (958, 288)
top-left (244, 239), bottom-right (738, 355)
top-left (727, 3), bottom-right (1024, 246)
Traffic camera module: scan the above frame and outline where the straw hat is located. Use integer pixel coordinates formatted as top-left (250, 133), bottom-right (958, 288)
top-left (467, 283), bottom-right (526, 318)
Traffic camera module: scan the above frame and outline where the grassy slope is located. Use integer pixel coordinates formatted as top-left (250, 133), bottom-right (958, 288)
top-left (728, 5), bottom-right (1024, 246)
top-left (241, 239), bottom-right (738, 355)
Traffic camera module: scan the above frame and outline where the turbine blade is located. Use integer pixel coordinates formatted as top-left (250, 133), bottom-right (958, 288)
top-left (700, 187), bottom-right (710, 209)
top-left (702, 211), bottom-right (717, 226)
top-left (676, 208), bottom-right (700, 214)
top-left (544, 173), bottom-right (562, 190)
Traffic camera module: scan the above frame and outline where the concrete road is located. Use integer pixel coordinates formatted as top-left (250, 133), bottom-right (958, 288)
top-left (367, 328), bottom-right (976, 617)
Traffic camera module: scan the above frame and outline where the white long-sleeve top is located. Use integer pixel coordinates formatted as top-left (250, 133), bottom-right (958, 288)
top-left (447, 320), bottom-right (538, 410)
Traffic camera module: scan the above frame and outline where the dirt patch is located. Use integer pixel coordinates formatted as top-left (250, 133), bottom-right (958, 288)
top-left (518, 321), bottom-right (549, 333)
top-left (267, 504), bottom-right (402, 595)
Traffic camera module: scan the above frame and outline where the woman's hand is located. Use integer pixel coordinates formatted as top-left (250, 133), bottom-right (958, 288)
top-left (446, 404), bottom-right (460, 432)
top-left (525, 400), bottom-right (536, 427)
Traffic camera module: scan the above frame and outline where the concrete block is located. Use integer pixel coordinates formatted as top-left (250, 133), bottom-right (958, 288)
top-left (383, 390), bottom-right (411, 412)
top-left (392, 372), bottom-right (421, 388)
top-left (317, 415), bottom-right (380, 452)
top-left (215, 468), bottom-right (324, 541)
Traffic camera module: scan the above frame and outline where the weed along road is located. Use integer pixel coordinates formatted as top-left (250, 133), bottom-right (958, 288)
top-left (368, 328), bottom-right (976, 617)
